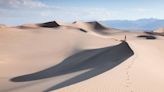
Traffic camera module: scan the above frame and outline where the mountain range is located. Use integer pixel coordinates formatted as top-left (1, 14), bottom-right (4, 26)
top-left (100, 18), bottom-right (164, 31)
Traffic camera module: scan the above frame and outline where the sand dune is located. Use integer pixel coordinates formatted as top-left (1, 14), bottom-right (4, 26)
top-left (70, 21), bottom-right (121, 35)
top-left (144, 28), bottom-right (164, 37)
top-left (17, 24), bottom-right (40, 29)
top-left (17, 21), bottom-right (60, 29)
top-left (73, 21), bottom-right (107, 30)
top-left (68, 21), bottom-right (122, 36)
top-left (154, 28), bottom-right (164, 33)
top-left (0, 21), bottom-right (164, 92)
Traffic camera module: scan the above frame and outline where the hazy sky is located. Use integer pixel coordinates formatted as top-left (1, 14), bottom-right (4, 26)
top-left (0, 0), bottom-right (164, 25)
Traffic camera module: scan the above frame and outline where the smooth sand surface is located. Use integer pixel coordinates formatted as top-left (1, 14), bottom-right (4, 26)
top-left (0, 21), bottom-right (164, 92)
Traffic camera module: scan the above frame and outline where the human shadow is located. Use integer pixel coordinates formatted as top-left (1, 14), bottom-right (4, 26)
top-left (11, 41), bottom-right (134, 92)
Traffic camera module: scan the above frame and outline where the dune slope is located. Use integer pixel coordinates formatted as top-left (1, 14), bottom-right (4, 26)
top-left (9, 41), bottom-right (133, 92)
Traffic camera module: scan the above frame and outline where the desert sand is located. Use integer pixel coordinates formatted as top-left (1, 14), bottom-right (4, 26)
top-left (0, 21), bottom-right (164, 92)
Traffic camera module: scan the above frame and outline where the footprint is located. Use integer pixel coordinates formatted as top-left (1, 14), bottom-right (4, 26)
top-left (125, 60), bottom-right (134, 91)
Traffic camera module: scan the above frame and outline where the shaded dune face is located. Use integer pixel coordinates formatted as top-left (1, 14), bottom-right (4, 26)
top-left (72, 21), bottom-right (120, 35)
top-left (11, 41), bottom-right (134, 91)
top-left (87, 21), bottom-right (107, 30)
top-left (86, 21), bottom-right (121, 35)
top-left (137, 35), bottom-right (157, 39)
top-left (73, 21), bottom-right (107, 31)
top-left (17, 24), bottom-right (39, 29)
top-left (79, 28), bottom-right (87, 33)
top-left (38, 21), bottom-right (60, 28)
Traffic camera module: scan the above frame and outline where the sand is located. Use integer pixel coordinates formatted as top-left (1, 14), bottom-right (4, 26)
top-left (0, 21), bottom-right (164, 92)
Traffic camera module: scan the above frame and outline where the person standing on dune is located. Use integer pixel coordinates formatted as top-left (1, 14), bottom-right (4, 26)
top-left (125, 35), bottom-right (127, 41)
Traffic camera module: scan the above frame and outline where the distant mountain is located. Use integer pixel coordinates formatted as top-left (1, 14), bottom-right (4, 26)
top-left (100, 18), bottom-right (164, 31)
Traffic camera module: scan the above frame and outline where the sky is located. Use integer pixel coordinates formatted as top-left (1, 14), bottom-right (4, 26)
top-left (0, 0), bottom-right (164, 25)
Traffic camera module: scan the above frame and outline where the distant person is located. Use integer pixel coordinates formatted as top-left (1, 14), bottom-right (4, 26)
top-left (125, 35), bottom-right (127, 41)
top-left (120, 35), bottom-right (127, 42)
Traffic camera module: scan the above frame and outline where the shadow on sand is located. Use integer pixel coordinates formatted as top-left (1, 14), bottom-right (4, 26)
top-left (145, 32), bottom-right (164, 36)
top-left (137, 35), bottom-right (157, 39)
top-left (11, 41), bottom-right (134, 92)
